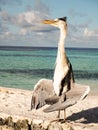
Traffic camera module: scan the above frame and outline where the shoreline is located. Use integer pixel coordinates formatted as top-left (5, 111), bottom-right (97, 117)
top-left (0, 86), bottom-right (98, 130)
top-left (0, 84), bottom-right (98, 95)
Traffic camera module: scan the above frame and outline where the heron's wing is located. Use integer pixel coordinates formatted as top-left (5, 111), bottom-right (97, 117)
top-left (43, 83), bottom-right (90, 112)
top-left (44, 99), bottom-right (76, 112)
top-left (66, 83), bottom-right (90, 101)
top-left (31, 79), bottom-right (54, 110)
top-left (31, 91), bottom-right (46, 110)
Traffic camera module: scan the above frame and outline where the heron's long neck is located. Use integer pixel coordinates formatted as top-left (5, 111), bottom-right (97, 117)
top-left (56, 28), bottom-right (67, 64)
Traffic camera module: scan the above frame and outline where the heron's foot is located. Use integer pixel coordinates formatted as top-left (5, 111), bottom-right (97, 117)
top-left (60, 119), bottom-right (71, 124)
top-left (50, 118), bottom-right (60, 123)
top-left (50, 118), bottom-right (70, 123)
top-left (50, 116), bottom-right (62, 123)
top-left (60, 119), bottom-right (66, 123)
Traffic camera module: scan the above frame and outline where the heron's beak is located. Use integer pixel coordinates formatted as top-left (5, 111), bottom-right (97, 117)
top-left (42, 20), bottom-right (57, 25)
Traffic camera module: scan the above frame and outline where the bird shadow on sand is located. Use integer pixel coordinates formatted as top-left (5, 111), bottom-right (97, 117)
top-left (67, 107), bottom-right (98, 124)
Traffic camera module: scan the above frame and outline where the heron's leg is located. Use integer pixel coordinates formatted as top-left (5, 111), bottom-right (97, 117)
top-left (64, 109), bottom-right (66, 121)
top-left (57, 110), bottom-right (60, 118)
top-left (50, 110), bottom-right (60, 123)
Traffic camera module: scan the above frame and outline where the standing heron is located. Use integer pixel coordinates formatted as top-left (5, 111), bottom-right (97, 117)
top-left (41, 17), bottom-right (75, 120)
top-left (31, 17), bottom-right (90, 120)
top-left (42, 17), bottom-right (90, 120)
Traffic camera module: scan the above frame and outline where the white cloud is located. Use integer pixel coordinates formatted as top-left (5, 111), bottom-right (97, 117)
top-left (84, 28), bottom-right (98, 37)
top-left (0, 0), bottom-right (55, 46)
top-left (66, 24), bottom-right (98, 48)
top-left (20, 28), bottom-right (27, 35)
top-left (0, 0), bottom-right (54, 35)
top-left (0, 0), bottom-right (98, 48)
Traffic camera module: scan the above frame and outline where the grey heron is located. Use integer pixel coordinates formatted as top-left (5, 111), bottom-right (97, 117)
top-left (42, 17), bottom-right (90, 120)
top-left (31, 17), bottom-right (90, 121)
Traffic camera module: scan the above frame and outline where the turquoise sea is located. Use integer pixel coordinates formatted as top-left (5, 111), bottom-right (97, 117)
top-left (0, 46), bottom-right (98, 91)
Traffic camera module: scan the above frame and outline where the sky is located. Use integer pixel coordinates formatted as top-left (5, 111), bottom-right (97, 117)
top-left (0, 0), bottom-right (98, 48)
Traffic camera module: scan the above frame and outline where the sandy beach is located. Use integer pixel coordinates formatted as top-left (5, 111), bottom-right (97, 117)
top-left (0, 86), bottom-right (98, 130)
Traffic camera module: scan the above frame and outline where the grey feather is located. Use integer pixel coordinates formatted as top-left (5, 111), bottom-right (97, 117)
top-left (44, 99), bottom-right (76, 112)
top-left (43, 83), bottom-right (90, 112)
top-left (45, 95), bottom-right (59, 105)
top-left (31, 79), bottom-right (54, 110)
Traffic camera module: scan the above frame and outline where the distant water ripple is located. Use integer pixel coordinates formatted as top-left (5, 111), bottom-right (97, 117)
top-left (0, 69), bottom-right (98, 79)
top-left (0, 54), bottom-right (55, 57)
top-left (0, 46), bottom-right (98, 89)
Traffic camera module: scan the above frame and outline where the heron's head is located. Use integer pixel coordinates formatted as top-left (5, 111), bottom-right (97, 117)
top-left (42, 17), bottom-right (67, 30)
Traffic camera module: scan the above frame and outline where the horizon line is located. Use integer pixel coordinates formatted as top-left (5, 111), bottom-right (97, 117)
top-left (0, 45), bottom-right (98, 50)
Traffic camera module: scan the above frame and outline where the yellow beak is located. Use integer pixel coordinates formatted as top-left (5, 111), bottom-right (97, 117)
top-left (42, 20), bottom-right (57, 24)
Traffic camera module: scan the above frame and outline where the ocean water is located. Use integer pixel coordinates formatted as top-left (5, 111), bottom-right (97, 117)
top-left (0, 46), bottom-right (98, 90)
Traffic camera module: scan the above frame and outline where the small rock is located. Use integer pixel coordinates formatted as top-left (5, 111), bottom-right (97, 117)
top-left (5, 116), bottom-right (14, 127)
top-left (0, 118), bottom-right (5, 125)
top-left (15, 119), bottom-right (29, 130)
top-left (31, 123), bottom-right (44, 130)
top-left (62, 122), bottom-right (74, 130)
top-left (48, 123), bottom-right (63, 130)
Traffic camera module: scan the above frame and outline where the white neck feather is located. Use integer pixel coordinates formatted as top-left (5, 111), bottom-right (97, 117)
top-left (53, 26), bottom-right (68, 96)
top-left (56, 27), bottom-right (67, 64)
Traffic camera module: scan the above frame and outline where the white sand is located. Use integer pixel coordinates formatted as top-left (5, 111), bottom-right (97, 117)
top-left (0, 86), bottom-right (98, 130)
